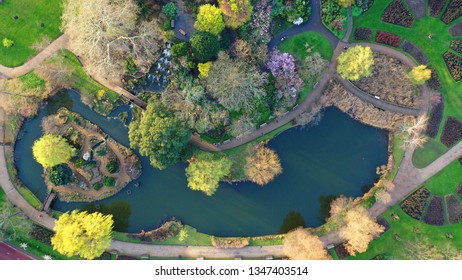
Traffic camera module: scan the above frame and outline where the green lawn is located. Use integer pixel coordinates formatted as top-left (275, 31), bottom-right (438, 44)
top-left (352, 0), bottom-right (462, 166)
top-left (348, 204), bottom-right (462, 260)
top-left (423, 159), bottom-right (462, 195)
top-left (413, 138), bottom-right (449, 168)
top-left (387, 132), bottom-right (406, 181)
top-left (278, 31), bottom-right (334, 61)
top-left (0, 0), bottom-right (62, 66)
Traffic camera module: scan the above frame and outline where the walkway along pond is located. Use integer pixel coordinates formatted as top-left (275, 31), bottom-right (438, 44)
top-left (14, 89), bottom-right (388, 237)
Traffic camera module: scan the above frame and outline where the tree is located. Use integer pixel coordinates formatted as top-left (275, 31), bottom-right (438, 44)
top-left (62, 0), bottom-right (162, 78)
top-left (171, 42), bottom-right (189, 57)
top-left (267, 50), bottom-right (303, 101)
top-left (186, 152), bottom-right (232, 196)
top-left (204, 52), bottom-right (268, 111)
top-left (194, 4), bottom-right (226, 35)
top-left (337, 45), bottom-right (374, 81)
top-left (49, 164), bottom-right (73, 186)
top-left (408, 65), bottom-right (431, 85)
top-left (250, 0), bottom-right (272, 44)
top-left (190, 32), bottom-right (220, 62)
top-left (403, 237), bottom-right (462, 260)
top-left (339, 207), bottom-right (384, 255)
top-left (33, 134), bottom-right (74, 168)
top-left (338, 0), bottom-right (354, 7)
top-left (245, 146), bottom-right (282, 186)
top-left (128, 99), bottom-right (191, 170)
top-left (219, 0), bottom-right (253, 29)
top-left (162, 2), bottom-right (178, 19)
top-left (283, 228), bottom-right (332, 260)
top-left (2, 38), bottom-right (14, 48)
top-left (0, 199), bottom-right (32, 240)
top-left (400, 115), bottom-right (428, 149)
top-left (51, 210), bottom-right (113, 260)
top-left (198, 62), bottom-right (212, 79)
top-left (324, 195), bottom-right (354, 230)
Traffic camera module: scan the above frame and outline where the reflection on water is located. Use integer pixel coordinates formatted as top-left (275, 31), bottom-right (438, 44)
top-left (279, 211), bottom-right (306, 234)
top-left (82, 201), bottom-right (131, 232)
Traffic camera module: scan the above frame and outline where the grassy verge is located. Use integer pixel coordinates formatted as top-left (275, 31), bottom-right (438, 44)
top-left (412, 138), bottom-right (448, 168)
top-left (387, 132), bottom-right (405, 181)
top-left (0, 0), bottom-right (62, 66)
top-left (422, 159), bottom-right (462, 195)
top-left (10, 236), bottom-right (77, 260)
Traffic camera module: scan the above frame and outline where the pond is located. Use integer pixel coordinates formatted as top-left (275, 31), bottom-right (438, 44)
top-left (15, 89), bottom-right (388, 237)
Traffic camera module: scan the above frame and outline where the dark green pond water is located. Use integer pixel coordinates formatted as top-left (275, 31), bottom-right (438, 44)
top-left (15, 89), bottom-right (388, 237)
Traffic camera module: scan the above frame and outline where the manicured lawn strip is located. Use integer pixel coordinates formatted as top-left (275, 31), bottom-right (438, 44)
top-left (278, 32), bottom-right (334, 61)
top-left (0, 0), bottom-right (62, 66)
top-left (423, 159), bottom-right (462, 195)
top-left (387, 133), bottom-right (405, 181)
top-left (412, 137), bottom-right (448, 168)
top-left (347, 204), bottom-right (462, 259)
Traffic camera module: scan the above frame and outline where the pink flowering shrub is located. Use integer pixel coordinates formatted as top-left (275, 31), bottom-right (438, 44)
top-left (267, 50), bottom-right (303, 101)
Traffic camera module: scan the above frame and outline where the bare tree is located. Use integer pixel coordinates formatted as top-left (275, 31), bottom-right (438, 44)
top-left (62, 0), bottom-right (163, 79)
top-left (401, 115), bottom-right (428, 149)
top-left (284, 228), bottom-right (332, 260)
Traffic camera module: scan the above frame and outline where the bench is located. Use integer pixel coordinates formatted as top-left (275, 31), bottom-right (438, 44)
top-left (179, 28), bottom-right (186, 36)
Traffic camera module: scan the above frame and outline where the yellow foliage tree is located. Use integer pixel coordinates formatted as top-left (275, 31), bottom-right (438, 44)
top-left (337, 45), bottom-right (374, 81)
top-left (407, 65), bottom-right (431, 85)
top-left (245, 146), bottom-right (282, 186)
top-left (32, 134), bottom-right (74, 168)
top-left (219, 0), bottom-right (253, 29)
top-left (338, 0), bottom-right (354, 7)
top-left (339, 207), bottom-right (384, 255)
top-left (284, 228), bottom-right (332, 260)
top-left (194, 4), bottom-right (226, 35)
top-left (198, 62), bottom-right (212, 79)
top-left (51, 210), bottom-right (113, 260)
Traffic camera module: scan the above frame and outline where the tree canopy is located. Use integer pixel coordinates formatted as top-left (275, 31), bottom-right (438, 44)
top-left (219, 0), bottom-right (253, 29)
top-left (51, 210), bottom-right (113, 260)
top-left (190, 32), bottom-right (220, 62)
top-left (337, 45), bottom-right (374, 81)
top-left (32, 134), bottom-right (74, 168)
top-left (407, 65), bottom-right (431, 85)
top-left (284, 228), bottom-right (332, 260)
top-left (245, 146), bottom-right (282, 186)
top-left (186, 152), bottom-right (232, 196)
top-left (194, 4), bottom-right (226, 35)
top-left (128, 99), bottom-right (191, 170)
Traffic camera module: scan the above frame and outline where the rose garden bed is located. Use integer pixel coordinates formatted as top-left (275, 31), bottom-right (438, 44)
top-left (442, 0), bottom-right (462, 24)
top-left (381, 0), bottom-right (415, 27)
top-left (451, 40), bottom-right (462, 54)
top-left (446, 194), bottom-right (462, 224)
top-left (354, 28), bottom-right (372, 41)
top-left (401, 187), bottom-right (431, 220)
top-left (401, 40), bottom-right (429, 65)
top-left (423, 196), bottom-right (445, 226)
top-left (428, 0), bottom-right (447, 17)
top-left (426, 97), bottom-right (444, 138)
top-left (441, 116), bottom-right (462, 147)
top-left (443, 51), bottom-right (462, 81)
top-left (375, 31), bottom-right (401, 47)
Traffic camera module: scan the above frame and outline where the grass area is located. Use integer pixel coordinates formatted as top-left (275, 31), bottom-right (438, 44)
top-left (278, 32), bottom-right (334, 61)
top-left (0, 0), bottom-right (62, 66)
top-left (352, 0), bottom-right (462, 165)
top-left (412, 138), bottom-right (448, 168)
top-left (11, 236), bottom-right (77, 260)
top-left (47, 50), bottom-right (124, 116)
top-left (387, 132), bottom-right (405, 181)
top-left (348, 204), bottom-right (462, 259)
top-left (423, 159), bottom-right (462, 195)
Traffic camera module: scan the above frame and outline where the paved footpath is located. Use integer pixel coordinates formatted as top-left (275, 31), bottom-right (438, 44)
top-left (0, 241), bottom-right (35, 260)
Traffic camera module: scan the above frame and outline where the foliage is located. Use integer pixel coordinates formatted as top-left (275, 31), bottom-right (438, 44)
top-left (423, 196), bottom-right (445, 226)
top-left (171, 42), bottom-right (189, 57)
top-left (51, 210), bottom-right (113, 260)
top-left (339, 207), bottom-right (384, 255)
top-left (186, 152), bottom-right (232, 196)
top-left (219, 0), bottom-right (253, 29)
top-left (450, 40), bottom-right (462, 54)
top-left (212, 237), bottom-right (250, 248)
top-left (0, 199), bottom-right (32, 240)
top-left (245, 146), bottom-right (282, 186)
top-left (74, 158), bottom-right (86, 168)
top-left (198, 62), bottom-right (212, 79)
top-left (273, 0), bottom-right (312, 23)
top-left (428, 0), bottom-right (447, 17)
top-left (124, 57), bottom-right (137, 75)
top-left (442, 0), bottom-right (462, 24)
top-left (129, 99), bottom-right (191, 170)
top-left (400, 187), bottom-right (430, 220)
top-left (325, 195), bottom-right (354, 230)
top-left (267, 50), bottom-right (303, 102)
top-left (93, 182), bottom-right (103, 191)
top-left (106, 161), bottom-right (119, 174)
top-left (407, 65), bottom-right (431, 85)
top-left (337, 45), bottom-right (374, 81)
top-left (204, 52), bottom-right (267, 111)
top-left (194, 4), bottom-right (225, 35)
top-left (190, 32), bottom-right (220, 62)
top-left (321, 0), bottom-right (346, 36)
top-left (338, 0), bottom-right (354, 7)
top-left (283, 228), bottom-right (332, 260)
top-left (380, 0), bottom-right (414, 28)
top-left (162, 2), bottom-right (178, 19)
top-left (103, 177), bottom-right (116, 187)
top-left (178, 228), bottom-right (189, 242)
top-left (443, 51), bottom-right (462, 81)
top-left (249, 0), bottom-right (272, 44)
top-left (441, 117), bottom-right (462, 147)
top-left (29, 224), bottom-right (54, 246)
top-left (402, 237), bottom-right (462, 260)
top-left (33, 134), bottom-right (74, 168)
top-left (426, 96), bottom-right (444, 138)
top-left (375, 31), bottom-right (401, 47)
top-left (2, 37), bottom-right (14, 48)
top-left (354, 28), bottom-right (372, 41)
top-left (49, 164), bottom-right (73, 186)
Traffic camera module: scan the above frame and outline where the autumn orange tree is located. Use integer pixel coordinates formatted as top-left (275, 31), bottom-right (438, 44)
top-left (245, 146), bottom-right (282, 186)
top-left (284, 228), bottom-right (332, 260)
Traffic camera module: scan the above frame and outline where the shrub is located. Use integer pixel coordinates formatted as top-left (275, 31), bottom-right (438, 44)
top-left (211, 237), bottom-right (250, 248)
top-left (321, 0), bottom-right (347, 36)
top-left (446, 194), bottom-right (462, 224)
top-left (423, 196), bottom-right (445, 226)
top-left (375, 31), bottom-right (401, 47)
top-left (426, 99), bottom-right (444, 138)
top-left (442, 0), bottom-right (462, 24)
top-left (29, 224), bottom-right (54, 245)
top-left (171, 42), bottom-right (189, 57)
top-left (355, 0), bottom-right (375, 12)
top-left (401, 40), bottom-right (428, 64)
top-left (443, 51), bottom-right (462, 81)
top-left (162, 2), bottom-right (178, 19)
top-left (190, 32), bottom-right (220, 62)
top-left (441, 116), bottom-right (462, 147)
top-left (93, 182), bottom-right (103, 191)
top-left (49, 164), bottom-right (73, 186)
top-left (2, 38), bottom-right (14, 48)
top-left (400, 187), bottom-right (430, 220)
top-left (451, 40), bottom-right (462, 54)
top-left (74, 158), bottom-right (86, 168)
top-left (428, 0), bottom-right (447, 17)
top-left (354, 28), bottom-right (372, 41)
top-left (94, 144), bottom-right (107, 157)
top-left (106, 160), bottom-right (119, 174)
top-left (381, 0), bottom-right (415, 27)
top-left (103, 177), bottom-right (116, 187)
top-left (127, 219), bottom-right (182, 242)
top-left (334, 243), bottom-right (350, 259)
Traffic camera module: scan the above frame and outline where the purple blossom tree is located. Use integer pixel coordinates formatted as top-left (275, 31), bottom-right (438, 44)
top-left (267, 50), bottom-right (303, 101)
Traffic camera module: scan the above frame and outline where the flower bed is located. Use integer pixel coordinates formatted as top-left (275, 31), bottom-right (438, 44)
top-left (405, 0), bottom-right (426, 18)
top-left (427, 66), bottom-right (441, 90)
top-left (458, 185), bottom-right (462, 198)
top-left (443, 51), bottom-right (462, 81)
top-left (426, 98), bottom-right (444, 138)
top-left (354, 28), bottom-right (372, 41)
top-left (401, 187), bottom-right (431, 220)
top-left (442, 0), bottom-right (462, 24)
top-left (401, 40), bottom-right (429, 64)
top-left (29, 224), bottom-right (54, 246)
top-left (423, 196), bottom-right (445, 226)
top-left (446, 194), bottom-right (462, 224)
top-left (376, 31), bottom-right (401, 47)
top-left (451, 40), bottom-right (462, 54)
top-left (334, 243), bottom-right (350, 259)
top-left (428, 0), bottom-right (448, 17)
top-left (450, 20), bottom-right (462, 37)
top-left (381, 0), bottom-right (415, 27)
top-left (441, 116), bottom-right (462, 147)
